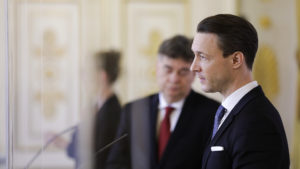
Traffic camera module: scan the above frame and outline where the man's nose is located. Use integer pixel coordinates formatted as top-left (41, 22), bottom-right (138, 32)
top-left (169, 71), bottom-right (180, 82)
top-left (190, 56), bottom-right (201, 72)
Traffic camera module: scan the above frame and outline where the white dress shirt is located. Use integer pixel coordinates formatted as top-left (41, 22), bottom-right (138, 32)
top-left (156, 93), bottom-right (185, 137)
top-left (219, 81), bottom-right (258, 128)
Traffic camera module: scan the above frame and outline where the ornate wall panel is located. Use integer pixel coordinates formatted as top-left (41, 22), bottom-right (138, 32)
top-left (14, 1), bottom-right (80, 168)
top-left (123, 0), bottom-right (190, 101)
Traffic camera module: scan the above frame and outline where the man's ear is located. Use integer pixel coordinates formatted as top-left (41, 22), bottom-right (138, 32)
top-left (231, 51), bottom-right (244, 69)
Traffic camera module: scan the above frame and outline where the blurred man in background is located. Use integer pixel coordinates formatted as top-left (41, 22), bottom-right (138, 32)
top-left (91, 50), bottom-right (122, 169)
top-left (48, 50), bottom-right (122, 169)
top-left (106, 35), bottom-right (219, 169)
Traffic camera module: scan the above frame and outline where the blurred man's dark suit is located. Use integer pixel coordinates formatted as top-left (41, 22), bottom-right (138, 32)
top-left (106, 90), bottom-right (219, 169)
top-left (93, 94), bottom-right (121, 169)
top-left (202, 86), bottom-right (290, 169)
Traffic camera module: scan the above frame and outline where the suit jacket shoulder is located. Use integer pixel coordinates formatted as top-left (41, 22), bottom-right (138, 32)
top-left (202, 86), bottom-right (289, 169)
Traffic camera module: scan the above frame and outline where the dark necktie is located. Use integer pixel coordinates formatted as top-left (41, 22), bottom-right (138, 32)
top-left (158, 106), bottom-right (175, 160)
top-left (212, 105), bottom-right (226, 139)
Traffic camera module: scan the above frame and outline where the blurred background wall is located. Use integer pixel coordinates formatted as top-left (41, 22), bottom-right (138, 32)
top-left (0, 0), bottom-right (299, 168)
top-left (0, 0), bottom-right (8, 168)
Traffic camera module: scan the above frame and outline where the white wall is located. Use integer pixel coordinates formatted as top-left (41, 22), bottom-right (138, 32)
top-left (190, 0), bottom-right (237, 36)
top-left (0, 0), bottom-right (7, 164)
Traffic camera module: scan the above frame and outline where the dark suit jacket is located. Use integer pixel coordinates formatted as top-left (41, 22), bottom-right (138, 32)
top-left (202, 86), bottom-right (290, 169)
top-left (93, 94), bottom-right (122, 169)
top-left (106, 90), bottom-right (219, 169)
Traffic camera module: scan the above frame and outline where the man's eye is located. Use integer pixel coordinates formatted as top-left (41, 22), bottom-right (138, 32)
top-left (164, 67), bottom-right (172, 73)
top-left (179, 69), bottom-right (190, 76)
top-left (200, 54), bottom-right (206, 59)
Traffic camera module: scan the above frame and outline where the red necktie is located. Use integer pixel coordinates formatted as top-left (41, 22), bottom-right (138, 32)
top-left (158, 106), bottom-right (175, 160)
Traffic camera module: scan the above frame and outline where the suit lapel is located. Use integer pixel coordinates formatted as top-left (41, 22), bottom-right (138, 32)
top-left (202, 86), bottom-right (264, 169)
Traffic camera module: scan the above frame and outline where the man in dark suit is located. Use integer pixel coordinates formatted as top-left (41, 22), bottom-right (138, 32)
top-left (65, 50), bottom-right (122, 169)
top-left (92, 50), bottom-right (122, 169)
top-left (106, 35), bottom-right (219, 169)
top-left (190, 14), bottom-right (290, 169)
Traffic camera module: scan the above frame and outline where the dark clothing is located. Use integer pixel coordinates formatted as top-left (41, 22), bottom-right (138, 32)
top-left (106, 90), bottom-right (219, 169)
top-left (93, 94), bottom-right (122, 169)
top-left (202, 86), bottom-right (290, 169)
top-left (66, 94), bottom-right (121, 169)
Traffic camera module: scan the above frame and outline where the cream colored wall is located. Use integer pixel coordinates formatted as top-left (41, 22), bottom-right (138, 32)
top-left (293, 0), bottom-right (300, 168)
top-left (1, 0), bottom-right (299, 168)
top-left (190, 0), bottom-right (237, 35)
top-left (0, 0), bottom-right (7, 164)
top-left (99, 0), bottom-right (122, 49)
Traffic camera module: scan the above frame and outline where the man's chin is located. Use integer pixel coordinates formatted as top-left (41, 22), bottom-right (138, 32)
top-left (167, 92), bottom-right (179, 98)
top-left (200, 86), bottom-right (213, 93)
top-left (165, 92), bottom-right (184, 101)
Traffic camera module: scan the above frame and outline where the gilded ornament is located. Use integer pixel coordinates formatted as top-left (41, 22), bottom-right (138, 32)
top-left (260, 0), bottom-right (272, 2)
top-left (141, 30), bottom-right (162, 57)
top-left (253, 45), bottom-right (279, 101)
top-left (259, 16), bottom-right (272, 30)
top-left (296, 48), bottom-right (300, 121)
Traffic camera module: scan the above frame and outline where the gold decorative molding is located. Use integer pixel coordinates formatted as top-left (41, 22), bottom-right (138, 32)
top-left (296, 48), bottom-right (300, 121)
top-left (235, 0), bottom-right (241, 15)
top-left (141, 30), bottom-right (162, 57)
top-left (293, 0), bottom-right (300, 168)
top-left (120, 0), bottom-right (190, 101)
top-left (253, 45), bottom-right (279, 101)
top-left (17, 0), bottom-right (77, 3)
top-left (140, 30), bottom-right (162, 96)
top-left (297, 0), bottom-right (300, 121)
top-left (260, 0), bottom-right (272, 2)
top-left (259, 16), bottom-right (272, 30)
top-left (34, 29), bottom-right (66, 58)
top-left (124, 0), bottom-right (188, 2)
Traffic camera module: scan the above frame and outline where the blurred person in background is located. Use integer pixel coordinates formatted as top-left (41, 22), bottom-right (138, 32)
top-left (47, 50), bottom-right (122, 169)
top-left (91, 50), bottom-right (122, 169)
top-left (106, 35), bottom-right (219, 169)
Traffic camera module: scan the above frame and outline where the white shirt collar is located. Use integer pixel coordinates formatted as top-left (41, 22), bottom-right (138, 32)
top-left (157, 93), bottom-right (185, 133)
top-left (222, 81), bottom-right (258, 112)
top-left (158, 93), bottom-right (185, 111)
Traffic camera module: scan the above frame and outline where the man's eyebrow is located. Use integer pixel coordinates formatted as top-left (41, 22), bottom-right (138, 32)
top-left (179, 67), bottom-right (191, 72)
top-left (194, 51), bottom-right (204, 54)
top-left (195, 51), bottom-right (212, 57)
top-left (164, 64), bottom-right (172, 68)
